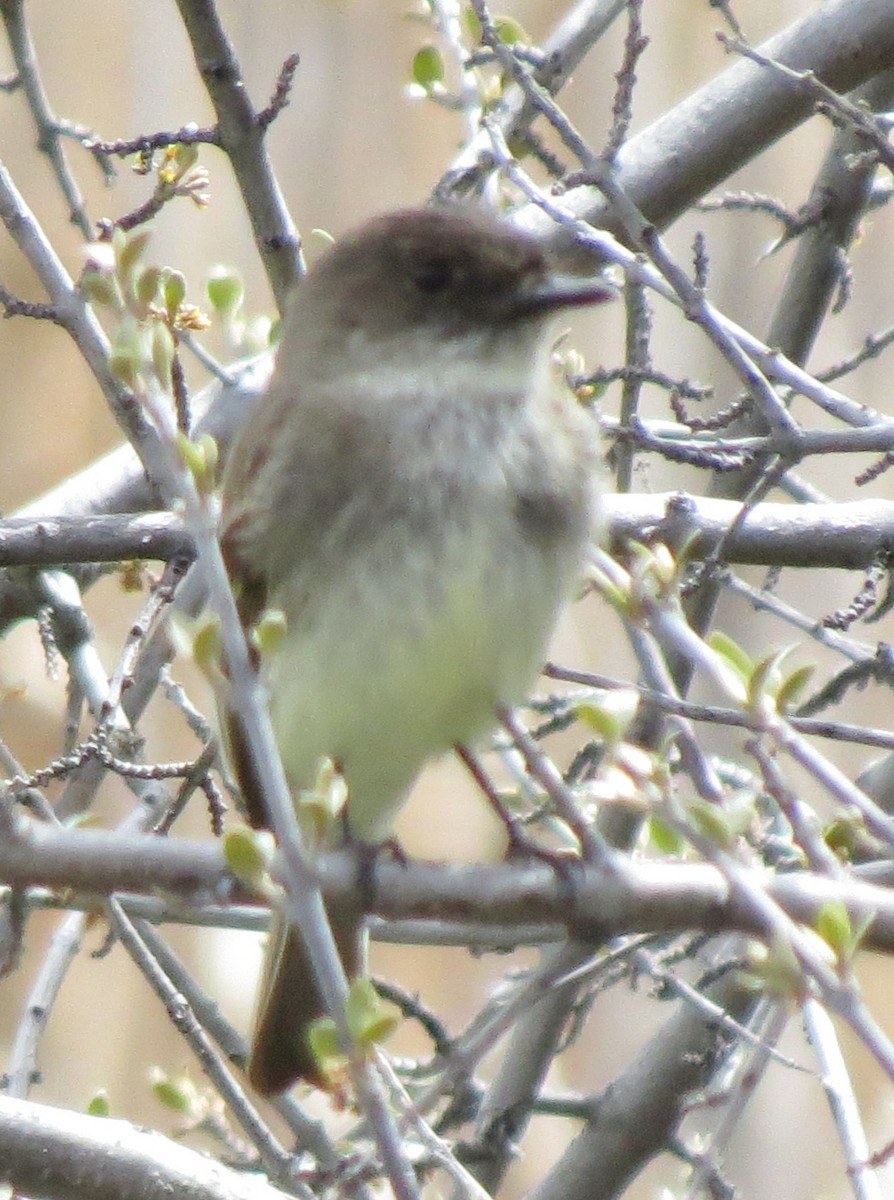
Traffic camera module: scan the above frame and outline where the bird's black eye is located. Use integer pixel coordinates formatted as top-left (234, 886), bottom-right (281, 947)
top-left (412, 255), bottom-right (453, 293)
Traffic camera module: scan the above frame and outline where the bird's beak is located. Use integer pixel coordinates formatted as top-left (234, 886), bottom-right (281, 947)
top-left (517, 272), bottom-right (618, 316)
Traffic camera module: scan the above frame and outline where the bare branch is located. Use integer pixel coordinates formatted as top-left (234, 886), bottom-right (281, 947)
top-left (172, 0), bottom-right (301, 307)
top-left (0, 1094), bottom-right (298, 1200)
top-left (0, 0), bottom-right (93, 237)
top-left (2, 833), bottom-right (894, 953)
top-left (516, 0), bottom-right (894, 239)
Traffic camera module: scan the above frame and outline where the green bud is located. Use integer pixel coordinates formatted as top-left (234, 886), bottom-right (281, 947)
top-left (108, 320), bottom-right (146, 388)
top-left (206, 267), bottom-right (244, 320)
top-left (135, 265), bottom-right (162, 309)
top-left (81, 269), bottom-right (121, 310)
top-left (306, 1017), bottom-right (344, 1082)
top-left (494, 15), bottom-right (528, 44)
top-left (252, 608), bottom-right (287, 656)
top-left (196, 432), bottom-right (218, 477)
top-left (86, 1089), bottom-right (111, 1117)
top-left (412, 44), bottom-right (444, 90)
top-left (223, 826), bottom-right (275, 892)
top-left (815, 900), bottom-right (854, 964)
top-left (575, 690), bottom-right (639, 744)
top-left (688, 798), bottom-right (735, 849)
top-left (162, 269), bottom-right (186, 322)
top-left (739, 937), bottom-right (804, 998)
top-left (177, 432), bottom-right (219, 493)
top-left (297, 758), bottom-right (349, 845)
top-left (775, 664), bottom-right (814, 714)
top-left (646, 814), bottom-right (685, 855)
top-left (460, 5), bottom-right (482, 43)
top-left (189, 610), bottom-right (222, 673)
top-left (114, 228), bottom-right (151, 277)
top-left (707, 631), bottom-right (754, 683)
top-left (346, 976), bottom-right (399, 1048)
top-left (151, 321), bottom-right (175, 385)
top-left (151, 1072), bottom-right (192, 1114)
top-left (173, 142), bottom-right (199, 174)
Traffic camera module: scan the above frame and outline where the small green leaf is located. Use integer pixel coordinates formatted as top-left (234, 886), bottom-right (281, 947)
top-left (306, 1016), bottom-right (345, 1082)
top-left (176, 430), bottom-right (204, 476)
top-left (297, 758), bottom-right (349, 844)
top-left (823, 812), bottom-right (876, 862)
top-left (346, 976), bottom-right (399, 1048)
top-left (738, 937), bottom-right (804, 999)
top-left (412, 44), bottom-right (444, 90)
top-left (493, 15), bottom-right (528, 43)
top-left (206, 267), bottom-right (244, 319)
top-left (575, 700), bottom-right (622, 744)
top-left (460, 5), bottom-right (482, 44)
top-left (252, 608), bottom-right (288, 656)
top-left (646, 814), bottom-right (685, 855)
top-left (707, 631), bottom-right (753, 682)
top-left (747, 647), bottom-right (789, 712)
top-left (688, 798), bottom-right (734, 849)
top-left (108, 321), bottom-right (146, 388)
top-left (175, 431), bottom-right (218, 491)
top-left (151, 1073), bottom-right (192, 1114)
top-left (114, 228), bottom-right (151, 277)
top-left (81, 269), bottom-right (121, 310)
top-left (575, 690), bottom-right (639, 742)
top-left (108, 350), bottom-right (140, 388)
top-left (588, 563), bottom-right (631, 612)
top-left (815, 900), bottom-right (852, 962)
top-left (624, 540), bottom-right (679, 603)
top-left (200, 431), bottom-right (218, 462)
top-left (86, 1089), bottom-right (111, 1117)
top-left (813, 900), bottom-right (873, 965)
top-left (135, 265), bottom-right (162, 310)
top-left (506, 134), bottom-right (534, 160)
top-left (162, 269), bottom-right (187, 322)
top-left (775, 664), bottom-right (814, 714)
top-left (172, 142), bottom-right (199, 175)
top-left (190, 611), bottom-right (222, 674)
top-left (196, 432), bottom-right (218, 485)
top-left (151, 321), bottom-right (175, 384)
top-left (223, 827), bottom-right (275, 891)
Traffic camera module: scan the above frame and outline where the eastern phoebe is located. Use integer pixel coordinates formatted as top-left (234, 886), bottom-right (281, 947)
top-left (220, 205), bottom-right (614, 1094)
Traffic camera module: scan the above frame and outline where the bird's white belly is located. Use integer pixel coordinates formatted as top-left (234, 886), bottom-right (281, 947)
top-left (267, 520), bottom-right (572, 841)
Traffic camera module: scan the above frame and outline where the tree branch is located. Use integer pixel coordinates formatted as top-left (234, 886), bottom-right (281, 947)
top-left (173, 0), bottom-right (301, 308)
top-left (1, 829), bottom-right (894, 951)
top-left (0, 493), bottom-right (891, 573)
top-left (0, 1095), bottom-right (297, 1200)
top-left (515, 0), bottom-right (894, 240)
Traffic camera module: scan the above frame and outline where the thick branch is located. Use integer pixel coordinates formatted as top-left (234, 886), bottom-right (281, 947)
top-left (516, 0), bottom-right (894, 240)
top-left (0, 494), bottom-right (890, 572)
top-left (0, 356), bottom-right (269, 632)
top-left (0, 512), bottom-right (191, 566)
top-left (0, 1095), bottom-right (295, 1200)
top-left (527, 972), bottom-right (753, 1200)
top-left (603, 493), bottom-right (894, 569)
top-left (2, 829), bottom-right (894, 951)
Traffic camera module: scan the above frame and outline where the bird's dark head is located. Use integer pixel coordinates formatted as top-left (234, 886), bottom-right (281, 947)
top-left (294, 206), bottom-right (615, 353)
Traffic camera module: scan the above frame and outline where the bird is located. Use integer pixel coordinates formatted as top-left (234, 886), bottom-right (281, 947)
top-left (219, 204), bottom-right (614, 1094)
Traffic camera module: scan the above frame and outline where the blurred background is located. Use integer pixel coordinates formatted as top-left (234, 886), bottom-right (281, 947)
top-left (1, 2), bottom-right (893, 1196)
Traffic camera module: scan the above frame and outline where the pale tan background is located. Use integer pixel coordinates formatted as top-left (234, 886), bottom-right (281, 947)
top-left (1, 3), bottom-right (894, 1197)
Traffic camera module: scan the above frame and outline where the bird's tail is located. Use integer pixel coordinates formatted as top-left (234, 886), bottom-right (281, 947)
top-left (248, 901), bottom-right (361, 1095)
